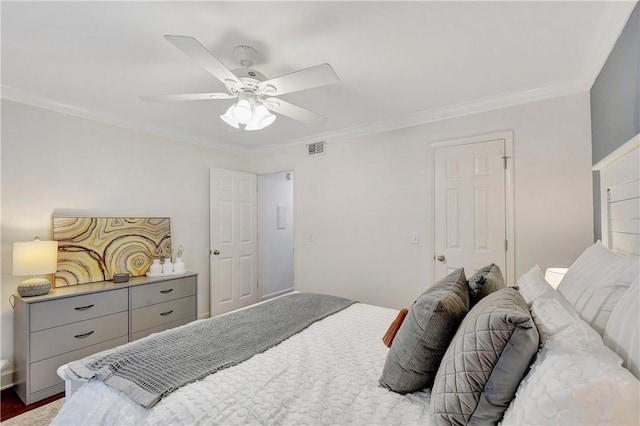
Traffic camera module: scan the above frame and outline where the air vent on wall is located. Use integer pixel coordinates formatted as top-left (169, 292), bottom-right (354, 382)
top-left (307, 141), bottom-right (326, 156)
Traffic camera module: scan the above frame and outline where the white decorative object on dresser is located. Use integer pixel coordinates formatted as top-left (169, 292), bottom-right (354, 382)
top-left (13, 273), bottom-right (197, 405)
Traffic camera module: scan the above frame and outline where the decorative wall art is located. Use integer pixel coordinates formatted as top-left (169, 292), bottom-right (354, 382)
top-left (52, 217), bottom-right (171, 286)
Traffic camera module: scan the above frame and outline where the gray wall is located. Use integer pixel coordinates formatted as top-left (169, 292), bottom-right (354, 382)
top-left (591, 3), bottom-right (639, 240)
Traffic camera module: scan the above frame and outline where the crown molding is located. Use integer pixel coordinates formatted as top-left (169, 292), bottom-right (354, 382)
top-left (250, 79), bottom-right (590, 156)
top-left (0, 85), bottom-right (252, 157)
top-left (2, 80), bottom-right (588, 159)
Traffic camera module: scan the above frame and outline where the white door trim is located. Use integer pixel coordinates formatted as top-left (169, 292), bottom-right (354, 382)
top-left (427, 130), bottom-right (515, 284)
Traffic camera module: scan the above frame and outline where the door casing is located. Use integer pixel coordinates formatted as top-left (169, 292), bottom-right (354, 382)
top-left (428, 130), bottom-right (515, 284)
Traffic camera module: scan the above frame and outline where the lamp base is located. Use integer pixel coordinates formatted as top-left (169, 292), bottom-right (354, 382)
top-left (17, 277), bottom-right (51, 297)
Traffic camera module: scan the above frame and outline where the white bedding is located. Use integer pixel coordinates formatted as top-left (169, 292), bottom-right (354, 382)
top-left (53, 268), bottom-right (640, 425)
top-left (52, 303), bottom-right (433, 425)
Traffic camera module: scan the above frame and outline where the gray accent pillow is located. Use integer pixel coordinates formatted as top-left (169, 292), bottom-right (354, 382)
top-left (379, 268), bottom-right (469, 394)
top-left (468, 263), bottom-right (505, 306)
top-left (430, 287), bottom-right (539, 426)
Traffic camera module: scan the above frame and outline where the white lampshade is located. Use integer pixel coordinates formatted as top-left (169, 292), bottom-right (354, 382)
top-left (220, 105), bottom-right (239, 129)
top-left (231, 99), bottom-right (253, 124)
top-left (245, 105), bottom-right (276, 131)
top-left (13, 238), bottom-right (58, 276)
top-left (13, 238), bottom-right (58, 297)
top-left (544, 267), bottom-right (568, 289)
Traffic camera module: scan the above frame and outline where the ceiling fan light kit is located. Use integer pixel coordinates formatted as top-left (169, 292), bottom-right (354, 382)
top-left (245, 105), bottom-right (277, 131)
top-left (232, 98), bottom-right (253, 122)
top-left (220, 106), bottom-right (240, 129)
top-left (142, 35), bottom-right (340, 132)
top-left (220, 99), bottom-right (277, 131)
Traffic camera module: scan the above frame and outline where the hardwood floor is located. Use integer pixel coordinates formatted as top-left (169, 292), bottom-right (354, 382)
top-left (0, 388), bottom-right (64, 421)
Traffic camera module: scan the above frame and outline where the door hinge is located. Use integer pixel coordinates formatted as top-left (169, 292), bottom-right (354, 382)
top-left (505, 240), bottom-right (508, 251)
top-left (502, 156), bottom-right (508, 169)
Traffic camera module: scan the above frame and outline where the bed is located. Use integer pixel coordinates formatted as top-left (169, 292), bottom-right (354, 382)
top-left (53, 137), bottom-right (640, 425)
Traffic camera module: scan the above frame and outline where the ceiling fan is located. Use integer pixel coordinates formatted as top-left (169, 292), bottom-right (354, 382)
top-left (141, 35), bottom-right (340, 131)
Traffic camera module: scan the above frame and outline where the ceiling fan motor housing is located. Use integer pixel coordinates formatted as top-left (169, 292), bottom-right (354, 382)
top-left (226, 68), bottom-right (266, 94)
top-left (233, 67), bottom-right (267, 84)
top-left (229, 45), bottom-right (269, 92)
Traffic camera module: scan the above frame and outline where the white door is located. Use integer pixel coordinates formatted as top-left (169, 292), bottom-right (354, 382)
top-left (210, 168), bottom-right (258, 317)
top-left (258, 171), bottom-right (295, 301)
top-left (434, 136), bottom-right (512, 281)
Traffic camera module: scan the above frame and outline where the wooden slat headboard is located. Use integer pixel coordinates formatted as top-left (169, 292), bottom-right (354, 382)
top-left (593, 134), bottom-right (639, 380)
top-left (593, 134), bottom-right (640, 256)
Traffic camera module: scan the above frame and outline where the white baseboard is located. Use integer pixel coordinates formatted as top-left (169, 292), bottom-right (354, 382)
top-left (1, 369), bottom-right (14, 390)
top-left (260, 287), bottom-right (295, 301)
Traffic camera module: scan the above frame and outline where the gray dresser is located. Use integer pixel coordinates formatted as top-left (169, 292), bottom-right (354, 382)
top-left (13, 273), bottom-right (197, 405)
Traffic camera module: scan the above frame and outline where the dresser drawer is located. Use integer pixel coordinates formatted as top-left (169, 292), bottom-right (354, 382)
top-left (131, 276), bottom-right (196, 309)
top-left (131, 316), bottom-right (194, 341)
top-left (131, 296), bottom-right (196, 333)
top-left (30, 311), bottom-right (128, 362)
top-left (30, 336), bottom-right (128, 393)
top-left (30, 289), bottom-right (128, 331)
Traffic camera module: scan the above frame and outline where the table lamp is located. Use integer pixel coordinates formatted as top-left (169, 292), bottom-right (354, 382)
top-left (544, 267), bottom-right (568, 289)
top-left (13, 237), bottom-right (59, 297)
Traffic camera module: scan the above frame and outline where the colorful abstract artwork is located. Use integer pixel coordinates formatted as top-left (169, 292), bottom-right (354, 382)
top-left (52, 217), bottom-right (171, 286)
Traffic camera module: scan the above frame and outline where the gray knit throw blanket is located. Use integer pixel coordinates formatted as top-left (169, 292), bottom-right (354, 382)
top-left (68, 292), bottom-right (355, 408)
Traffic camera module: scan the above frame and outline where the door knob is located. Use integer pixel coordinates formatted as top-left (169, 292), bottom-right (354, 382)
top-left (437, 254), bottom-right (445, 262)
top-left (213, 250), bottom-right (220, 255)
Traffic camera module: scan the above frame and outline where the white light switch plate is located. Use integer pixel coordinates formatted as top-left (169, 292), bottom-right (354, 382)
top-left (411, 232), bottom-right (419, 244)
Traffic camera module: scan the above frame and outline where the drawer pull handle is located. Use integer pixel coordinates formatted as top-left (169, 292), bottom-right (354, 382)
top-left (160, 289), bottom-right (174, 294)
top-left (74, 331), bottom-right (95, 339)
top-left (160, 310), bottom-right (174, 317)
top-left (74, 304), bottom-right (95, 311)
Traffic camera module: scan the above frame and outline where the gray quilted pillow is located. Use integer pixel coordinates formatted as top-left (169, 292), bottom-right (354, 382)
top-left (468, 263), bottom-right (505, 306)
top-left (379, 268), bottom-right (469, 394)
top-left (431, 287), bottom-right (539, 426)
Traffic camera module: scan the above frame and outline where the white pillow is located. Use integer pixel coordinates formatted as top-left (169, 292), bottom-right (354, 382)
top-left (557, 241), bottom-right (638, 335)
top-left (517, 263), bottom-right (638, 371)
top-left (604, 276), bottom-right (640, 379)
top-left (516, 265), bottom-right (552, 304)
top-left (516, 265), bottom-right (583, 323)
top-left (502, 297), bottom-right (639, 425)
top-left (528, 297), bottom-right (621, 363)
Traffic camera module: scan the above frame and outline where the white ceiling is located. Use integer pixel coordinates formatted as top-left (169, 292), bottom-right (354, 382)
top-left (1, 1), bottom-right (636, 155)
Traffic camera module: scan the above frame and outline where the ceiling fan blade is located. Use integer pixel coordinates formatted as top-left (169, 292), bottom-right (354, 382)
top-left (140, 93), bottom-right (236, 102)
top-left (257, 64), bottom-right (339, 96)
top-left (164, 35), bottom-right (244, 89)
top-left (264, 97), bottom-right (327, 124)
